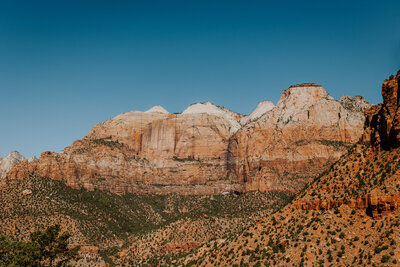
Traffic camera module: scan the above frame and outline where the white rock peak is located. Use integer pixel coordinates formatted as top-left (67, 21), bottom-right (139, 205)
top-left (277, 84), bottom-right (332, 110)
top-left (182, 101), bottom-right (221, 115)
top-left (28, 156), bottom-right (38, 163)
top-left (0, 151), bottom-right (26, 178)
top-left (182, 102), bottom-right (242, 133)
top-left (145, 105), bottom-right (169, 114)
top-left (240, 100), bottom-right (275, 125)
top-left (7, 151), bottom-right (25, 161)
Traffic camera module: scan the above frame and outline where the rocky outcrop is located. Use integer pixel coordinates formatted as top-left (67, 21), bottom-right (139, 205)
top-left (145, 105), bottom-right (169, 114)
top-left (295, 71), bottom-right (400, 217)
top-left (7, 85), bottom-right (369, 195)
top-left (28, 156), bottom-right (38, 163)
top-left (363, 71), bottom-right (400, 149)
top-left (228, 84), bottom-right (370, 192)
top-left (240, 101), bottom-right (275, 125)
top-left (182, 102), bottom-right (243, 134)
top-left (295, 191), bottom-right (400, 219)
top-left (21, 189), bottom-right (32, 196)
top-left (0, 151), bottom-right (25, 178)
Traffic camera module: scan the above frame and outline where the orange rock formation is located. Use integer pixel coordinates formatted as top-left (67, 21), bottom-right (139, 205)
top-left (295, 192), bottom-right (400, 219)
top-left (6, 85), bottom-right (370, 195)
top-left (363, 71), bottom-right (400, 149)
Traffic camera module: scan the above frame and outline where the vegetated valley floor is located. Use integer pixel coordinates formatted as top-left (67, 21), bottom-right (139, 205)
top-left (0, 175), bottom-right (293, 266)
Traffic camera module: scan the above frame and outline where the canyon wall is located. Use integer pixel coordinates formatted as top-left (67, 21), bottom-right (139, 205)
top-left (363, 71), bottom-right (400, 149)
top-left (6, 84), bottom-right (370, 194)
top-left (229, 84), bottom-right (370, 192)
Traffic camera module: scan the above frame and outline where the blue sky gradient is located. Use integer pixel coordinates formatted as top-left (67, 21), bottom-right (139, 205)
top-left (1, 0), bottom-right (399, 158)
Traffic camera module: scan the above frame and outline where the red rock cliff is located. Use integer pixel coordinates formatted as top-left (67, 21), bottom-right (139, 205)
top-left (363, 71), bottom-right (400, 149)
top-left (6, 87), bottom-right (369, 194)
top-left (228, 84), bottom-right (370, 192)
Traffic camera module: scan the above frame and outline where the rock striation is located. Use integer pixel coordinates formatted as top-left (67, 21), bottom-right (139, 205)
top-left (240, 101), bottom-right (275, 125)
top-left (8, 104), bottom-right (243, 195)
top-left (295, 191), bottom-right (400, 219)
top-left (7, 85), bottom-right (369, 195)
top-left (228, 84), bottom-right (371, 192)
top-left (180, 72), bottom-right (400, 267)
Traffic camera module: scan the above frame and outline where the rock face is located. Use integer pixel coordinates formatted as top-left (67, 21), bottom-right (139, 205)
top-left (21, 189), bottom-right (32, 196)
top-left (295, 191), bottom-right (400, 219)
top-left (363, 71), bottom-right (400, 149)
top-left (145, 105), bottom-right (169, 114)
top-left (8, 104), bottom-right (244, 195)
top-left (7, 85), bottom-right (369, 195)
top-left (228, 84), bottom-right (371, 192)
top-left (0, 151), bottom-right (25, 178)
top-left (240, 101), bottom-right (275, 125)
top-left (28, 156), bottom-right (38, 163)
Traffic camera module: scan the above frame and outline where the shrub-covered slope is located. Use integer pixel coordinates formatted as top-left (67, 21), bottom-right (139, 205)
top-left (185, 142), bottom-right (400, 266)
top-left (0, 175), bottom-right (293, 265)
top-left (181, 72), bottom-right (400, 267)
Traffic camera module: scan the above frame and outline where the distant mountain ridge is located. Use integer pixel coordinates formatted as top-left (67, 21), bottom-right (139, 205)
top-left (5, 83), bottom-right (370, 195)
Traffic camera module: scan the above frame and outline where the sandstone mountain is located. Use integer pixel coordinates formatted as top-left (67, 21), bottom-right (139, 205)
top-left (239, 100), bottom-right (275, 125)
top-left (0, 151), bottom-right (25, 178)
top-left (229, 84), bottom-right (371, 193)
top-left (179, 71), bottom-right (400, 266)
top-left (6, 84), bottom-right (369, 195)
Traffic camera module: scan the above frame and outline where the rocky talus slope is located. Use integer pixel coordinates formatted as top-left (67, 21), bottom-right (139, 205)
top-left (6, 85), bottom-right (369, 195)
top-left (178, 71), bottom-right (400, 266)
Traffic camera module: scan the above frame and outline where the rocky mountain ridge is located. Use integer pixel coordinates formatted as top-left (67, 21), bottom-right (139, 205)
top-left (179, 71), bottom-right (400, 266)
top-left (5, 83), bottom-right (370, 195)
top-left (229, 84), bottom-right (371, 192)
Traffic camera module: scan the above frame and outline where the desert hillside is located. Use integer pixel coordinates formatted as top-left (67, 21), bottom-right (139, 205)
top-left (180, 71), bottom-right (400, 266)
top-left (0, 174), bottom-right (293, 266)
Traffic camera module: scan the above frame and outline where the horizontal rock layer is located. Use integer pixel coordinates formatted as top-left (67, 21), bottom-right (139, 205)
top-left (6, 85), bottom-right (370, 194)
top-left (228, 85), bottom-right (370, 192)
top-left (295, 193), bottom-right (400, 219)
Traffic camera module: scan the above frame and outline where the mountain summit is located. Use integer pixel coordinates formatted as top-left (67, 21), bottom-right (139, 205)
top-left (186, 71), bottom-right (400, 267)
top-left (6, 84), bottom-right (369, 195)
top-left (145, 105), bottom-right (169, 114)
top-left (0, 151), bottom-right (25, 178)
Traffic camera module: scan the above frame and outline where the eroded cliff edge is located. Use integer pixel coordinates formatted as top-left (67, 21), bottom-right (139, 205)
top-left (363, 71), bottom-right (400, 150)
top-left (6, 84), bottom-right (370, 194)
top-left (229, 84), bottom-right (370, 192)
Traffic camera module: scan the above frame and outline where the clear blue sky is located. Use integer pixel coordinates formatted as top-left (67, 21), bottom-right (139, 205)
top-left (1, 0), bottom-right (399, 158)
